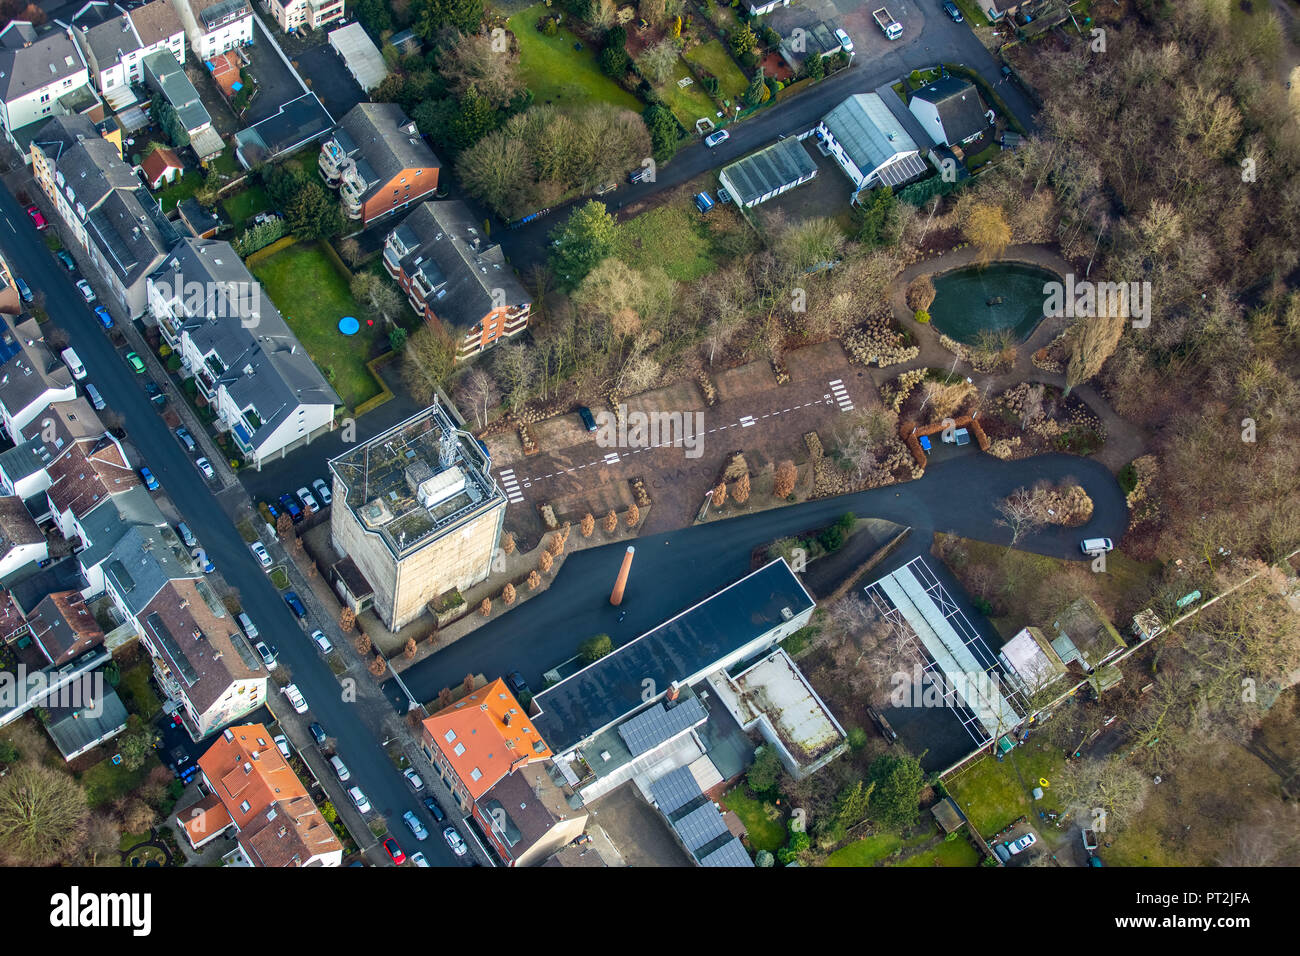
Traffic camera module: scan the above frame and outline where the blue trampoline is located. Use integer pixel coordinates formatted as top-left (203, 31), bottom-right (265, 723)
top-left (338, 316), bottom-right (360, 335)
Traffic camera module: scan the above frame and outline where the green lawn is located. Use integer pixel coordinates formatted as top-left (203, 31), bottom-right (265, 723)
top-left (509, 6), bottom-right (644, 113)
top-left (154, 170), bottom-right (203, 212)
top-left (249, 241), bottom-right (381, 410)
top-left (825, 831), bottom-right (903, 866)
top-left (951, 0), bottom-right (993, 27)
top-left (683, 40), bottom-right (749, 104)
top-left (896, 835), bottom-right (982, 867)
top-left (118, 662), bottom-right (162, 722)
top-left (722, 788), bottom-right (786, 853)
top-left (945, 745), bottom-right (1068, 837)
top-left (221, 184), bottom-right (272, 232)
top-left (612, 201), bottom-right (721, 282)
top-left (650, 57), bottom-right (720, 129)
top-left (82, 754), bottom-right (162, 809)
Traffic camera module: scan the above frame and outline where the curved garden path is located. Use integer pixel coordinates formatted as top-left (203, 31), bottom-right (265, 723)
top-left (882, 244), bottom-right (1148, 473)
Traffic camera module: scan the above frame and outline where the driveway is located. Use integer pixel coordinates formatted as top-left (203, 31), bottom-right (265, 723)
top-left (0, 182), bottom-right (469, 867)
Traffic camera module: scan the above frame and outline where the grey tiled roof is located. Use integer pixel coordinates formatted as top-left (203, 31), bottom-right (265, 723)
top-left (0, 313), bottom-right (74, 420)
top-left (76, 485), bottom-right (167, 572)
top-left (0, 26), bottom-right (86, 102)
top-left (335, 103), bottom-right (441, 204)
top-left (909, 76), bottom-right (988, 145)
top-left (104, 524), bottom-right (194, 617)
top-left (391, 201), bottom-right (529, 332)
top-left (154, 239), bottom-right (339, 449)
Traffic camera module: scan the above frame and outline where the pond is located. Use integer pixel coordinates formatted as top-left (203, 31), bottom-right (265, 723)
top-left (928, 263), bottom-right (1060, 345)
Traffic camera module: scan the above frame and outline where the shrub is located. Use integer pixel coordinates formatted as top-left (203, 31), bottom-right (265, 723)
top-left (915, 309), bottom-right (931, 323)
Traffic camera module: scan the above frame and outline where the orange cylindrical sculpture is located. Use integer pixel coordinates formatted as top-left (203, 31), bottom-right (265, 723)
top-left (610, 546), bottom-right (635, 606)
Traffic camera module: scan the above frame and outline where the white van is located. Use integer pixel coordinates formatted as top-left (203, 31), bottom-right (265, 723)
top-left (1080, 537), bottom-right (1114, 554)
top-left (61, 348), bottom-right (87, 381)
top-left (330, 755), bottom-right (351, 781)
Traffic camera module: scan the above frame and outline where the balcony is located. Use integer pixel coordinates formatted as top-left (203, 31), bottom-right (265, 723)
top-left (382, 245), bottom-right (403, 276)
top-left (318, 140), bottom-right (350, 184)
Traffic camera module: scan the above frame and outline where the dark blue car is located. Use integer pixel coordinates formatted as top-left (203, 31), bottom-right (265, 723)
top-left (284, 591), bottom-right (307, 618)
top-left (278, 494), bottom-right (303, 523)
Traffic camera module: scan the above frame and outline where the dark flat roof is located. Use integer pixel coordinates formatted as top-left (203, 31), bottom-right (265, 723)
top-left (533, 559), bottom-right (813, 754)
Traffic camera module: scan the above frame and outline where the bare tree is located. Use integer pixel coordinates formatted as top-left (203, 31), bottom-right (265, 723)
top-left (996, 486), bottom-right (1048, 547)
top-left (0, 764), bottom-right (89, 865)
top-left (456, 367), bottom-right (502, 429)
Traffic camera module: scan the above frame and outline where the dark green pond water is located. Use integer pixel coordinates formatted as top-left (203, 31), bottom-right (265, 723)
top-left (929, 263), bottom-right (1060, 345)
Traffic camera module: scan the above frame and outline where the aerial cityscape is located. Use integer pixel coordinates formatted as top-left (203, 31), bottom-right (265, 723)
top-left (0, 0), bottom-right (1294, 908)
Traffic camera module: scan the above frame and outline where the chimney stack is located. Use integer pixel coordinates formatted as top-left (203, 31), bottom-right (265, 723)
top-left (609, 546), bottom-right (635, 606)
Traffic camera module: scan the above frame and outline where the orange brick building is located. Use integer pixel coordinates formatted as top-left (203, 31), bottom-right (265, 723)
top-left (319, 103), bottom-right (441, 228)
top-left (383, 201), bottom-right (531, 361)
top-left (182, 723), bottom-right (343, 867)
top-left (420, 678), bottom-right (586, 865)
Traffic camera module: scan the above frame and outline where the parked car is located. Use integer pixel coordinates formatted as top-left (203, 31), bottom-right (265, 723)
top-left (93, 306), bottom-right (113, 329)
top-left (410, 852), bottom-right (430, 867)
top-left (834, 27), bottom-right (854, 51)
top-left (329, 755), bottom-right (351, 781)
top-left (383, 837), bottom-right (406, 865)
top-left (61, 348), bottom-right (86, 380)
top-left (139, 467), bottom-right (159, 491)
top-left (56, 249), bottom-right (75, 271)
top-left (308, 722), bottom-right (327, 746)
top-left (943, 1), bottom-right (964, 22)
top-left (175, 426), bottom-right (196, 452)
top-left (349, 786), bottom-right (371, 813)
top-left (236, 612), bottom-right (258, 640)
top-left (422, 796), bottom-right (446, 823)
top-left (993, 842), bottom-right (1012, 863)
top-left (144, 380), bottom-right (165, 406)
top-left (1007, 833), bottom-right (1037, 855)
top-left (126, 352), bottom-right (146, 374)
top-left (26, 205), bottom-right (47, 229)
top-left (84, 383), bottom-right (106, 411)
top-left (284, 591), bottom-right (307, 618)
top-left (14, 277), bottom-right (32, 302)
top-left (403, 810), bottom-right (429, 841)
top-left (76, 279), bottom-right (95, 302)
top-left (704, 129), bottom-right (729, 148)
top-left (255, 641), bottom-right (276, 670)
top-left (1080, 537), bottom-right (1114, 555)
top-left (577, 406), bottom-right (597, 431)
top-left (278, 494), bottom-right (303, 523)
top-left (282, 683), bottom-right (308, 713)
top-left (273, 735), bottom-right (291, 759)
top-left (443, 826), bottom-right (468, 857)
top-left (505, 671), bottom-right (531, 700)
top-left (403, 768), bottom-right (425, 792)
top-left (311, 629), bottom-right (333, 654)
top-left (250, 540), bottom-right (272, 568)
top-left (296, 487), bottom-right (318, 513)
top-left (312, 477), bottom-right (332, 506)
top-left (176, 522), bottom-right (197, 548)
top-left (195, 457), bottom-right (215, 479)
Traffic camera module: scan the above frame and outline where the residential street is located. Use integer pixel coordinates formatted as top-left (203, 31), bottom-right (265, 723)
top-left (494, 4), bottom-right (1036, 272)
top-left (0, 186), bottom-right (469, 868)
top-left (386, 449), bottom-right (1127, 714)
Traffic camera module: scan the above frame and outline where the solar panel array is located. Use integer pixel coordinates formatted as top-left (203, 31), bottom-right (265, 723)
top-left (649, 764), bottom-right (703, 817)
top-left (700, 837), bottom-right (754, 868)
top-left (673, 802), bottom-right (731, 853)
top-left (617, 697), bottom-right (707, 757)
